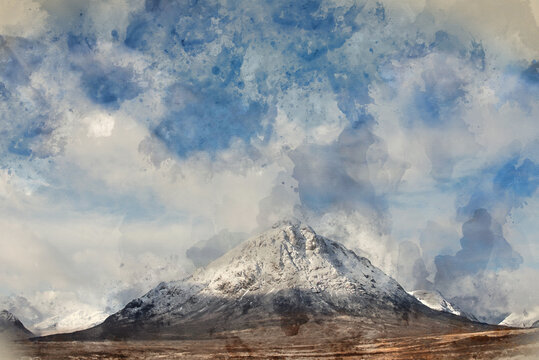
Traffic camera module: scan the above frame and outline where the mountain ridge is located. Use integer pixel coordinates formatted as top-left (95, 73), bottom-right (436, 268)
top-left (0, 310), bottom-right (34, 340)
top-left (409, 289), bottom-right (478, 321)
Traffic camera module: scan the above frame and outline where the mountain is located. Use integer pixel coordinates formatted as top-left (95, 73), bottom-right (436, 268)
top-left (33, 309), bottom-right (109, 336)
top-left (409, 290), bottom-right (477, 321)
top-left (0, 295), bottom-right (43, 332)
top-left (40, 222), bottom-right (491, 341)
top-left (409, 290), bottom-right (462, 316)
top-left (0, 310), bottom-right (34, 339)
top-left (500, 307), bottom-right (539, 328)
top-left (0, 294), bottom-right (111, 336)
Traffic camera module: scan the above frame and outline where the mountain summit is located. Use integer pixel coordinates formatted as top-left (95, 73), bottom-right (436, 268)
top-left (42, 222), bottom-right (489, 341)
top-left (0, 310), bottom-right (34, 340)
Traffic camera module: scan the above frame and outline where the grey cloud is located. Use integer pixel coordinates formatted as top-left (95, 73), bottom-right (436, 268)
top-left (435, 209), bottom-right (523, 285)
top-left (289, 121), bottom-right (387, 220)
top-left (0, 295), bottom-right (43, 329)
top-left (396, 241), bottom-right (433, 291)
top-left (186, 230), bottom-right (248, 268)
top-left (433, 209), bottom-right (524, 323)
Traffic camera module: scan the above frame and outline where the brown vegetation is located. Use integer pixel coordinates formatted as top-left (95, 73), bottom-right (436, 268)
top-left (4, 328), bottom-right (538, 359)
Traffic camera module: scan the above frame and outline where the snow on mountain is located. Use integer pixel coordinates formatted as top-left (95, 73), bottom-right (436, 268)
top-left (33, 309), bottom-right (109, 336)
top-left (0, 310), bottom-right (34, 339)
top-left (0, 293), bottom-right (112, 336)
top-left (0, 295), bottom-right (43, 331)
top-left (106, 222), bottom-right (418, 328)
top-left (41, 222), bottom-right (488, 341)
top-left (500, 307), bottom-right (539, 328)
top-left (408, 290), bottom-right (479, 322)
top-left (409, 290), bottom-right (461, 315)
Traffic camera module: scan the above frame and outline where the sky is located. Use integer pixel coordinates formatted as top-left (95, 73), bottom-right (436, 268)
top-left (0, 0), bottom-right (538, 331)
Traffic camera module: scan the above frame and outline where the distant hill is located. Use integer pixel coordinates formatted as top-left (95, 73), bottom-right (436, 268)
top-left (0, 310), bottom-right (34, 340)
top-left (500, 307), bottom-right (539, 328)
top-left (409, 289), bottom-right (477, 321)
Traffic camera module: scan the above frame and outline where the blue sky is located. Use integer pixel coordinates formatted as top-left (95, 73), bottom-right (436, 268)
top-left (0, 0), bottom-right (538, 328)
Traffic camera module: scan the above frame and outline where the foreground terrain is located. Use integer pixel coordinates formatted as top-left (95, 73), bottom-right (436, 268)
top-left (3, 328), bottom-right (538, 359)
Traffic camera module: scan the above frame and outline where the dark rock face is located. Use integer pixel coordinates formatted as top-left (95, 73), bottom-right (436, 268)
top-left (0, 310), bottom-right (34, 340)
top-left (38, 222), bottom-right (493, 341)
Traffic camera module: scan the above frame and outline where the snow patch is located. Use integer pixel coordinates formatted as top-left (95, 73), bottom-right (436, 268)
top-left (409, 290), bottom-right (462, 316)
top-left (500, 307), bottom-right (539, 328)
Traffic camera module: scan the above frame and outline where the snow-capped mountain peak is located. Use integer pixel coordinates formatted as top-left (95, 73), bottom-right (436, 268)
top-left (409, 290), bottom-right (462, 315)
top-left (0, 310), bottom-right (34, 339)
top-left (500, 307), bottom-right (539, 328)
top-left (408, 290), bottom-right (478, 322)
top-left (42, 222), bottom-right (487, 341)
top-left (118, 222), bottom-right (409, 321)
top-left (0, 310), bottom-right (17, 323)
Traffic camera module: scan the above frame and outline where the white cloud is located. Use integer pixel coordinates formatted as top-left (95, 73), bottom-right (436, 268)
top-left (86, 112), bottom-right (115, 138)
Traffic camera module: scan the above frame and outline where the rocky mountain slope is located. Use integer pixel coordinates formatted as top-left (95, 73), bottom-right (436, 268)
top-left (41, 222), bottom-right (491, 341)
top-left (0, 310), bottom-right (34, 339)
